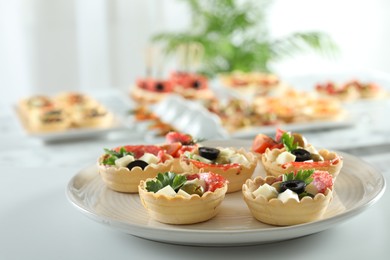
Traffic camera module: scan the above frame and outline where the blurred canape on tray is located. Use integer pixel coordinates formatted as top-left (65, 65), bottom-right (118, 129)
top-left (130, 71), bottom-right (215, 104)
top-left (202, 88), bottom-right (346, 133)
top-left (315, 79), bottom-right (388, 101)
top-left (219, 71), bottom-right (289, 96)
top-left (130, 43), bottom-right (215, 104)
top-left (17, 92), bottom-right (114, 133)
top-left (129, 105), bottom-right (176, 137)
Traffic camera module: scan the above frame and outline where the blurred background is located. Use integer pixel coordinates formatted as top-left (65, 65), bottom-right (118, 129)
top-left (1, 0), bottom-right (390, 106)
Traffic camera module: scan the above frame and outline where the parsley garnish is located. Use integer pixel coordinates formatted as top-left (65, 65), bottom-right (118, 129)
top-left (146, 172), bottom-right (187, 193)
top-left (283, 169), bottom-right (314, 185)
top-left (102, 147), bottom-right (134, 165)
top-left (281, 132), bottom-right (298, 152)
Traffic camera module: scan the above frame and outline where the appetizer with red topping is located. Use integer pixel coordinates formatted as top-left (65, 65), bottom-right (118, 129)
top-left (180, 146), bottom-right (257, 193)
top-left (138, 171), bottom-right (228, 224)
top-left (219, 71), bottom-right (286, 96)
top-left (242, 169), bottom-right (333, 226)
top-left (19, 95), bottom-right (54, 115)
top-left (131, 78), bottom-right (175, 104)
top-left (170, 71), bottom-right (214, 100)
top-left (315, 79), bottom-right (388, 101)
top-left (130, 71), bottom-right (214, 104)
top-left (98, 145), bottom-right (174, 193)
top-left (252, 129), bottom-right (343, 179)
top-left (162, 131), bottom-right (199, 173)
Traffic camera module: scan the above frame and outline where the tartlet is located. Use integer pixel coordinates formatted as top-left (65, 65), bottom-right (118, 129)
top-left (219, 71), bottom-right (286, 96)
top-left (138, 171), bottom-right (228, 224)
top-left (180, 146), bottom-right (257, 193)
top-left (242, 170), bottom-right (333, 226)
top-left (17, 92), bottom-right (114, 133)
top-left (252, 129), bottom-right (343, 179)
top-left (71, 104), bottom-right (113, 128)
top-left (162, 131), bottom-right (199, 173)
top-left (28, 106), bottom-right (71, 132)
top-left (262, 147), bottom-right (343, 179)
top-left (98, 145), bottom-right (174, 193)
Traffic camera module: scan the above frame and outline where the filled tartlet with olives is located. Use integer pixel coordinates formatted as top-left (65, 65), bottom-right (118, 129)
top-left (242, 169), bottom-right (333, 226)
top-left (98, 145), bottom-right (174, 193)
top-left (138, 171), bottom-right (228, 224)
top-left (252, 129), bottom-right (343, 179)
top-left (179, 146), bottom-right (257, 193)
top-left (161, 131), bottom-right (199, 173)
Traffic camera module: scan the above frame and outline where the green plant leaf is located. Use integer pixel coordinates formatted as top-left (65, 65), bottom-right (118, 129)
top-left (151, 0), bottom-right (337, 78)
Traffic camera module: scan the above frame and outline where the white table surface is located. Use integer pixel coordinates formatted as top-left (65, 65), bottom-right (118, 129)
top-left (1, 91), bottom-right (389, 260)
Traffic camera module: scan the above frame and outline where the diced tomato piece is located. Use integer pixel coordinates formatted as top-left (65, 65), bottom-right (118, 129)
top-left (165, 131), bottom-right (194, 145)
top-left (156, 150), bottom-right (170, 163)
top-left (252, 134), bottom-right (281, 154)
top-left (177, 145), bottom-right (197, 156)
top-left (160, 143), bottom-right (183, 158)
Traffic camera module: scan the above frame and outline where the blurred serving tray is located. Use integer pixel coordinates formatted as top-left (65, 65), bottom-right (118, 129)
top-left (14, 90), bottom-right (132, 142)
top-left (145, 94), bottom-right (354, 140)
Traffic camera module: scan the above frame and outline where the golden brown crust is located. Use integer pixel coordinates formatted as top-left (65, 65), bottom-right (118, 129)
top-left (242, 176), bottom-right (333, 226)
top-left (130, 84), bottom-right (215, 104)
top-left (138, 176), bottom-right (228, 224)
top-left (17, 92), bottom-right (114, 133)
top-left (261, 148), bottom-right (343, 179)
top-left (179, 147), bottom-right (257, 193)
top-left (98, 155), bottom-right (174, 193)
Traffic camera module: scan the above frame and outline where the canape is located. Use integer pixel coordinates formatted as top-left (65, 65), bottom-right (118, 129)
top-left (138, 171), bottom-right (228, 224)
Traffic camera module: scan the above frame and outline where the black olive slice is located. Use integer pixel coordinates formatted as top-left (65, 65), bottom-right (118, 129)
top-left (291, 148), bottom-right (311, 162)
top-left (198, 147), bottom-right (220, 160)
top-left (155, 82), bottom-right (165, 91)
top-left (127, 160), bottom-right (148, 170)
top-left (192, 80), bottom-right (201, 89)
top-left (280, 180), bottom-right (306, 194)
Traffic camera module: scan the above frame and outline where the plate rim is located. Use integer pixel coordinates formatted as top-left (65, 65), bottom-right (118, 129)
top-left (66, 151), bottom-right (386, 245)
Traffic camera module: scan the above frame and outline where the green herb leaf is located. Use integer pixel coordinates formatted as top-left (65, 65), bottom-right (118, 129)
top-left (146, 172), bottom-right (187, 193)
top-left (102, 147), bottom-right (134, 165)
top-left (282, 169), bottom-right (314, 185)
top-left (281, 132), bottom-right (298, 152)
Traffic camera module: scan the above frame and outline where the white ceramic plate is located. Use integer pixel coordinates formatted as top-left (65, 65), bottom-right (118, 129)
top-left (66, 141), bottom-right (386, 246)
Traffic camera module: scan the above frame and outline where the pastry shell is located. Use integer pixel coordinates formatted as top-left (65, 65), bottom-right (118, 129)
top-left (261, 148), bottom-right (343, 179)
top-left (242, 176), bottom-right (333, 226)
top-left (138, 178), bottom-right (228, 224)
top-left (170, 158), bottom-right (185, 173)
top-left (98, 156), bottom-right (174, 193)
top-left (72, 110), bottom-right (113, 128)
top-left (179, 147), bottom-right (257, 193)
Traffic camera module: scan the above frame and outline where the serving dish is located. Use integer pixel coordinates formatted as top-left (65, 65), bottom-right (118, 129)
top-left (14, 91), bottom-right (132, 142)
top-left (15, 107), bottom-right (125, 142)
top-left (66, 140), bottom-right (385, 246)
